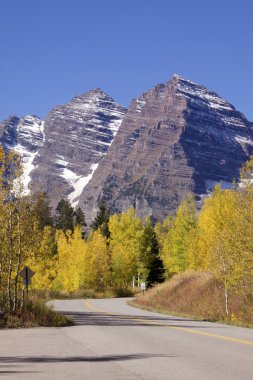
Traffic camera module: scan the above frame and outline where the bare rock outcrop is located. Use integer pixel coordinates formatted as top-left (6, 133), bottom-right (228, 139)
top-left (78, 75), bottom-right (253, 223)
top-left (30, 89), bottom-right (126, 207)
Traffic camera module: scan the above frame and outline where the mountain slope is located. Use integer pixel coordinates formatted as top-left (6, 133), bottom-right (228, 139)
top-left (78, 75), bottom-right (253, 223)
top-left (0, 115), bottom-right (45, 194)
top-left (30, 89), bottom-right (126, 207)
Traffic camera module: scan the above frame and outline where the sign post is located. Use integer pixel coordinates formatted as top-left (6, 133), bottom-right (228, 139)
top-left (19, 266), bottom-right (35, 300)
top-left (140, 282), bottom-right (146, 295)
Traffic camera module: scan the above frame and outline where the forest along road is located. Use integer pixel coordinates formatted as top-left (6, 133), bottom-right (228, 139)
top-left (0, 299), bottom-right (253, 380)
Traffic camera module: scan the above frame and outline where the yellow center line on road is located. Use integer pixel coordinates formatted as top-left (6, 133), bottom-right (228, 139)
top-left (84, 300), bottom-right (253, 347)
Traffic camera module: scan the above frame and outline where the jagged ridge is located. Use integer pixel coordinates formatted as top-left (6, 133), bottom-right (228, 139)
top-left (1, 76), bottom-right (252, 221)
top-left (30, 89), bottom-right (126, 207)
top-left (78, 74), bottom-right (253, 223)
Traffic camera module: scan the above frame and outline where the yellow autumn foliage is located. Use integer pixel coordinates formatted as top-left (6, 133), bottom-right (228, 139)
top-left (54, 226), bottom-right (85, 292)
top-left (109, 208), bottom-right (143, 289)
top-left (28, 226), bottom-right (58, 290)
top-left (83, 229), bottom-right (110, 289)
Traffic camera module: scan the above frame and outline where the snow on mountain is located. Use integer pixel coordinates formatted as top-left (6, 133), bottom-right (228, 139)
top-left (55, 154), bottom-right (99, 207)
top-left (67, 163), bottom-right (99, 207)
top-left (78, 74), bottom-right (253, 223)
top-left (14, 116), bottom-right (44, 195)
top-left (234, 135), bottom-right (253, 149)
top-left (0, 115), bottom-right (45, 195)
top-left (173, 74), bottom-right (234, 112)
top-left (2, 77), bottom-right (252, 219)
top-left (30, 89), bottom-right (126, 208)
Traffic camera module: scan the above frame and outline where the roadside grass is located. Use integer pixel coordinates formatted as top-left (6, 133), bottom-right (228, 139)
top-left (0, 300), bottom-right (72, 329)
top-left (0, 286), bottom-right (137, 329)
top-left (130, 271), bottom-right (253, 328)
top-left (29, 287), bottom-right (137, 302)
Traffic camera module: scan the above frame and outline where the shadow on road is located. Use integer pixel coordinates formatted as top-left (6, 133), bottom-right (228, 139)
top-left (0, 353), bottom-right (174, 364)
top-left (0, 370), bottom-right (41, 375)
top-left (58, 311), bottom-right (218, 329)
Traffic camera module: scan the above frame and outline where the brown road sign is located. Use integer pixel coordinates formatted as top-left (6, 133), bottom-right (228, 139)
top-left (19, 266), bottom-right (35, 286)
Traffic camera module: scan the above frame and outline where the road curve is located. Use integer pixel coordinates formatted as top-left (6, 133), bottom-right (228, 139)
top-left (0, 298), bottom-right (253, 379)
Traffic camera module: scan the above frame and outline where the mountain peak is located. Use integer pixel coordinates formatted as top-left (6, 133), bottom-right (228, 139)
top-left (2, 76), bottom-right (252, 222)
top-left (168, 74), bottom-right (235, 113)
top-left (79, 74), bottom-right (253, 224)
top-left (29, 86), bottom-right (126, 208)
top-left (172, 73), bottom-right (188, 80)
top-left (20, 114), bottom-right (42, 124)
top-left (171, 73), bottom-right (197, 85)
top-left (71, 88), bottom-right (113, 104)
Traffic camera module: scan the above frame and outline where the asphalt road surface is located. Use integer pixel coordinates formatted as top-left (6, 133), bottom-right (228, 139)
top-left (0, 298), bottom-right (253, 379)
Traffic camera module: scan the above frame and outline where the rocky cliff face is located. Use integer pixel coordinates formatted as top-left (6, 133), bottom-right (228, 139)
top-left (1, 76), bottom-right (252, 221)
top-left (30, 89), bottom-right (126, 207)
top-left (78, 75), bottom-right (253, 223)
top-left (0, 115), bottom-right (45, 194)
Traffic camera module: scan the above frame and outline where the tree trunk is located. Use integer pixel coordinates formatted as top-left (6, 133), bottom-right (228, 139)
top-left (0, 259), bottom-right (2, 288)
top-left (224, 277), bottom-right (229, 317)
top-left (13, 214), bottom-right (22, 313)
top-left (7, 210), bottom-right (14, 312)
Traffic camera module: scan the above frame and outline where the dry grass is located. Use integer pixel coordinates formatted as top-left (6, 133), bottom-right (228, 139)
top-left (131, 271), bottom-right (253, 327)
top-left (29, 287), bottom-right (136, 301)
top-left (0, 300), bottom-right (72, 329)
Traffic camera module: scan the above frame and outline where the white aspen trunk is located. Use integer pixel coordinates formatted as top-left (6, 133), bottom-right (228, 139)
top-left (21, 286), bottom-right (26, 309)
top-left (220, 251), bottom-right (229, 318)
top-left (0, 260), bottom-right (2, 307)
top-left (224, 287), bottom-right (229, 317)
top-left (0, 259), bottom-right (2, 287)
top-left (13, 213), bottom-right (22, 313)
top-left (224, 274), bottom-right (229, 317)
top-left (7, 209), bottom-right (13, 311)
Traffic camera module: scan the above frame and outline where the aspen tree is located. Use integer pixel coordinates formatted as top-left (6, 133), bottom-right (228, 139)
top-left (55, 227), bottom-right (85, 292)
top-left (83, 229), bottom-right (110, 289)
top-left (0, 147), bottom-right (41, 312)
top-left (154, 214), bottom-right (173, 249)
top-left (109, 209), bottom-right (143, 290)
top-left (197, 186), bottom-right (243, 316)
top-left (161, 195), bottom-right (197, 277)
top-left (29, 226), bottom-right (58, 289)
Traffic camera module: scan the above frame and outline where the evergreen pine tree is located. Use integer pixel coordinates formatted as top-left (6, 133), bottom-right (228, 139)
top-left (146, 253), bottom-right (165, 287)
top-left (90, 201), bottom-right (110, 238)
top-left (140, 218), bottom-right (165, 287)
top-left (33, 192), bottom-right (54, 229)
top-left (55, 199), bottom-right (75, 233)
top-left (74, 207), bottom-right (87, 227)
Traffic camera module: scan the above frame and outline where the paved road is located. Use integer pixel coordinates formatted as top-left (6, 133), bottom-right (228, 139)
top-left (0, 298), bottom-right (253, 379)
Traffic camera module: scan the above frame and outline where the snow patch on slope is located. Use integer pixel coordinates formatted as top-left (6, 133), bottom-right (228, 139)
top-left (59, 161), bottom-right (99, 207)
top-left (56, 155), bottom-right (68, 166)
top-left (235, 136), bottom-right (253, 146)
top-left (13, 117), bottom-right (45, 195)
top-left (135, 99), bottom-right (146, 113)
top-left (14, 146), bottom-right (39, 195)
top-left (70, 89), bottom-right (126, 138)
top-left (68, 163), bottom-right (99, 207)
top-left (174, 75), bottom-right (234, 112)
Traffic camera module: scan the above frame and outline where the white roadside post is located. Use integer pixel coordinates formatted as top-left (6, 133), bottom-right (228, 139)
top-left (140, 282), bottom-right (146, 295)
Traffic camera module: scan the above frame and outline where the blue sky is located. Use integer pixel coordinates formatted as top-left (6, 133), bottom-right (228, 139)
top-left (0, 0), bottom-right (252, 121)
